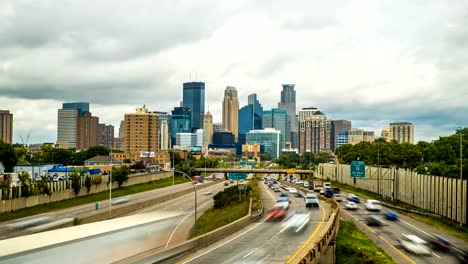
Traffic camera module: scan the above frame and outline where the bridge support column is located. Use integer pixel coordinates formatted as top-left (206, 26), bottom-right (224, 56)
top-left (318, 239), bottom-right (336, 264)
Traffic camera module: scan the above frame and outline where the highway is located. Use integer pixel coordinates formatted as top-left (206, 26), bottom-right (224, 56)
top-left (339, 191), bottom-right (468, 264)
top-left (0, 180), bottom-right (227, 264)
top-left (172, 176), bottom-right (331, 264)
top-left (0, 178), bottom-right (215, 240)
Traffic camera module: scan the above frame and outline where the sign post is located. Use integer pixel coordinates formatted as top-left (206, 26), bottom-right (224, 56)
top-left (350, 161), bottom-right (365, 187)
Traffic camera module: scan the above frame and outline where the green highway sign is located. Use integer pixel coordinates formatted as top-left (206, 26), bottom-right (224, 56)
top-left (229, 172), bottom-right (247, 180)
top-left (350, 161), bottom-right (366, 178)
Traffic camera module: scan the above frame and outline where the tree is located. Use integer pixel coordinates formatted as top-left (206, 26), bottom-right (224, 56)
top-left (84, 175), bottom-right (92, 193)
top-left (36, 176), bottom-right (51, 195)
top-left (18, 171), bottom-right (32, 197)
top-left (0, 140), bottom-right (18, 172)
top-left (92, 175), bottom-right (102, 188)
top-left (112, 166), bottom-right (129, 187)
top-left (84, 146), bottom-right (110, 160)
top-left (70, 171), bottom-right (81, 196)
top-left (260, 153), bottom-right (272, 161)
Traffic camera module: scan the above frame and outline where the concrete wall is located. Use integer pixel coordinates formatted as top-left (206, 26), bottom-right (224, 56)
top-left (318, 163), bottom-right (467, 225)
top-left (0, 172), bottom-right (172, 213)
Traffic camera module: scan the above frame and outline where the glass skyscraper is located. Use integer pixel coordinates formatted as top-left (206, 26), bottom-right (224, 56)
top-left (278, 84), bottom-right (297, 148)
top-left (246, 128), bottom-right (281, 159)
top-left (183, 82), bottom-right (205, 132)
top-left (62, 102), bottom-right (89, 117)
top-left (171, 107), bottom-right (191, 147)
top-left (238, 93), bottom-right (263, 144)
top-left (262, 108), bottom-right (290, 151)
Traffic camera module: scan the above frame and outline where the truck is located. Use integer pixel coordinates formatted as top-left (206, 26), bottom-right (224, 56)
top-left (310, 180), bottom-right (323, 192)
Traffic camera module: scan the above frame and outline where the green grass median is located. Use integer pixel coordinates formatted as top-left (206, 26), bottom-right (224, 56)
top-left (336, 220), bottom-right (395, 264)
top-left (0, 175), bottom-right (190, 223)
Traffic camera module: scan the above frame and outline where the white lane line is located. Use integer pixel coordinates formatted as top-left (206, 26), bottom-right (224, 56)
top-left (432, 252), bottom-right (441, 258)
top-left (242, 223), bottom-right (290, 260)
top-left (242, 249), bottom-right (256, 259)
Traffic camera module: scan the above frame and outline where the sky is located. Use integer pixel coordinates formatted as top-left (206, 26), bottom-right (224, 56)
top-left (0, 0), bottom-right (467, 144)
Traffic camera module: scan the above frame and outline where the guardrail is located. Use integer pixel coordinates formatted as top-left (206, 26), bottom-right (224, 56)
top-left (251, 196), bottom-right (263, 220)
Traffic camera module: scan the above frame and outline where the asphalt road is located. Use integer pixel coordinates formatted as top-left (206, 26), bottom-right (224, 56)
top-left (339, 191), bottom-right (468, 264)
top-left (0, 179), bottom-right (209, 240)
top-left (173, 176), bottom-right (331, 264)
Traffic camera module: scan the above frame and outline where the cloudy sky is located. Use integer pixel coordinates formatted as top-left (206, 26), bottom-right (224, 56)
top-left (1, 0), bottom-right (467, 144)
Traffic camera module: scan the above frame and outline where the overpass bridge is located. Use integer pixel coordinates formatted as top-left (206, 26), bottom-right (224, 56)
top-left (194, 168), bottom-right (314, 175)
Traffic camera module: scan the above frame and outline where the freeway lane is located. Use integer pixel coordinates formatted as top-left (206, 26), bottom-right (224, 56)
top-left (339, 191), bottom-right (468, 264)
top-left (0, 178), bottom-right (215, 240)
top-left (173, 178), bottom-right (331, 264)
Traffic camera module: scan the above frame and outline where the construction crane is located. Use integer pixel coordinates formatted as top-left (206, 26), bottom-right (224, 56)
top-left (20, 128), bottom-right (32, 148)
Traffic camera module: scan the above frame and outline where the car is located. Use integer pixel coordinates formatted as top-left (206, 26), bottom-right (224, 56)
top-left (319, 188), bottom-right (325, 195)
top-left (384, 211), bottom-right (399, 220)
top-left (266, 206), bottom-right (287, 221)
top-left (366, 216), bottom-right (385, 226)
top-left (347, 194), bottom-right (360, 203)
top-left (398, 234), bottom-right (432, 256)
top-left (430, 234), bottom-right (451, 251)
top-left (334, 193), bottom-right (343, 202)
top-left (295, 191), bottom-right (305, 198)
top-left (52, 175), bottom-right (59, 182)
top-left (305, 194), bottom-right (320, 208)
top-left (111, 197), bottom-right (130, 205)
top-left (303, 182), bottom-right (309, 188)
top-left (204, 191), bottom-right (213, 195)
top-left (288, 188), bottom-right (298, 195)
top-left (323, 182), bottom-right (331, 189)
top-left (284, 209), bottom-right (310, 233)
top-left (455, 250), bottom-right (468, 264)
top-left (324, 189), bottom-right (334, 198)
top-left (332, 188), bottom-right (341, 194)
top-left (276, 196), bottom-right (290, 210)
top-left (345, 201), bottom-right (358, 210)
top-left (273, 186), bottom-right (281, 192)
top-left (365, 200), bottom-right (382, 211)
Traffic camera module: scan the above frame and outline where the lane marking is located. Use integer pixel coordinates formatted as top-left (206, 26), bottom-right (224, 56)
top-left (286, 204), bottom-right (326, 263)
top-left (342, 208), bottom-right (416, 264)
top-left (432, 252), bottom-right (441, 259)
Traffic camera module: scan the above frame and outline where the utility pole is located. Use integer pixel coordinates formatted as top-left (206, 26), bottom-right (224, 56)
top-left (460, 130), bottom-right (463, 226)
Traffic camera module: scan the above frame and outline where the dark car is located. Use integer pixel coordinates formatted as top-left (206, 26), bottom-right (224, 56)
top-left (295, 191), bottom-right (305, 198)
top-left (384, 211), bottom-right (399, 221)
top-left (455, 250), bottom-right (468, 264)
top-left (347, 194), bottom-right (360, 203)
top-left (366, 216), bottom-right (384, 226)
top-left (324, 189), bottom-right (334, 198)
top-left (430, 234), bottom-right (451, 251)
top-left (333, 188), bottom-right (341, 194)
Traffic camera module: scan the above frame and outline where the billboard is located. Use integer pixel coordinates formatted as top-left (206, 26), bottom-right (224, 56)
top-left (140, 151), bottom-right (155, 158)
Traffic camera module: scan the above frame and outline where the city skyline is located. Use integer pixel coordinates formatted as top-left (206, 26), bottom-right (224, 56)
top-left (0, 1), bottom-right (466, 144)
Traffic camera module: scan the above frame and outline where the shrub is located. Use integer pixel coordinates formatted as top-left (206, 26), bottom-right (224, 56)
top-left (84, 176), bottom-right (92, 193)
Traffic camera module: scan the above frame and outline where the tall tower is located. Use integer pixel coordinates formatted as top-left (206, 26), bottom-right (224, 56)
top-left (171, 107), bottom-right (191, 147)
top-left (204, 111), bottom-right (213, 153)
top-left (160, 120), bottom-right (169, 150)
top-left (183, 82), bottom-right (205, 131)
top-left (76, 112), bottom-right (99, 150)
top-left (124, 106), bottom-right (159, 160)
top-left (389, 122), bottom-right (414, 144)
top-left (222, 86), bottom-right (239, 141)
top-left (278, 84), bottom-right (297, 148)
top-left (298, 107), bottom-right (331, 154)
top-left (263, 108), bottom-right (290, 151)
top-left (57, 102), bottom-right (90, 149)
top-left (0, 110), bottom-right (13, 144)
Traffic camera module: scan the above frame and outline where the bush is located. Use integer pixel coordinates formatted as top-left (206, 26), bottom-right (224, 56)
top-left (84, 176), bottom-right (92, 193)
top-left (70, 172), bottom-right (81, 197)
top-left (213, 185), bottom-right (252, 209)
top-left (92, 175), bottom-right (102, 186)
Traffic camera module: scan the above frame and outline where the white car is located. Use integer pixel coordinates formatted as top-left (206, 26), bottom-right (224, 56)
top-left (345, 201), bottom-right (358, 210)
top-left (276, 197), bottom-right (290, 210)
top-left (303, 182), bottom-right (309, 188)
top-left (323, 182), bottom-right (331, 189)
top-left (284, 209), bottom-right (310, 233)
top-left (288, 188), bottom-right (298, 194)
top-left (398, 234), bottom-right (432, 256)
top-left (365, 200), bottom-right (382, 211)
top-left (334, 194), bottom-right (343, 202)
top-left (319, 188), bottom-right (325, 195)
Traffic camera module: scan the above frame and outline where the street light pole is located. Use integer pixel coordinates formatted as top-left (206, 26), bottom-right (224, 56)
top-left (109, 148), bottom-right (113, 217)
top-left (172, 169), bottom-right (197, 237)
top-left (460, 130), bottom-right (463, 226)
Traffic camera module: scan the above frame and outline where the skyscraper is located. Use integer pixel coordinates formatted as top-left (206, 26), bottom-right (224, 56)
top-left (62, 102), bottom-right (89, 117)
top-left (278, 84), bottom-right (297, 148)
top-left (0, 110), bottom-right (13, 144)
top-left (160, 120), bottom-right (169, 150)
top-left (238, 93), bottom-right (263, 144)
top-left (57, 102), bottom-right (90, 149)
top-left (183, 82), bottom-right (205, 131)
top-left (389, 122), bottom-right (414, 144)
top-left (76, 112), bottom-right (99, 150)
top-left (97, 124), bottom-right (114, 149)
top-left (262, 108), bottom-right (290, 151)
top-left (248, 94), bottom-right (263, 129)
top-left (213, 123), bottom-right (223, 133)
top-left (298, 107), bottom-right (332, 154)
top-left (222, 86), bottom-right (239, 141)
top-left (171, 107), bottom-right (191, 147)
top-left (246, 128), bottom-right (281, 159)
top-left (124, 106), bottom-right (159, 160)
top-left (331, 120), bottom-right (352, 151)
top-left (204, 111), bottom-right (213, 152)
top-left (118, 120), bottom-right (125, 139)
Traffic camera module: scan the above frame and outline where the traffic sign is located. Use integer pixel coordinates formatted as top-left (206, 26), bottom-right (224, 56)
top-left (229, 172), bottom-right (247, 180)
top-left (350, 161), bottom-right (366, 178)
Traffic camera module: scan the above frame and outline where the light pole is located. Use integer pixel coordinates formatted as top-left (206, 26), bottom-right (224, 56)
top-left (460, 130), bottom-right (463, 226)
top-left (109, 148), bottom-right (113, 217)
top-left (172, 169), bottom-right (198, 236)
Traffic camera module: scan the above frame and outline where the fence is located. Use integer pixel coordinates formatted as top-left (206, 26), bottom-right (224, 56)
top-left (317, 163), bottom-right (467, 225)
top-left (0, 172), bottom-right (172, 214)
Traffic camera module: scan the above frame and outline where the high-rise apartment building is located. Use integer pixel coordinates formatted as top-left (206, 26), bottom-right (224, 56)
top-left (348, 128), bottom-right (375, 145)
top-left (381, 127), bottom-right (391, 141)
top-left (335, 131), bottom-right (349, 150)
top-left (298, 107), bottom-right (332, 154)
top-left (97, 124), bottom-right (114, 149)
top-left (0, 110), bottom-right (13, 144)
top-left (262, 108), bottom-right (290, 150)
top-left (222, 86), bottom-right (239, 141)
top-left (389, 122), bottom-right (414, 144)
top-left (331, 120), bottom-right (352, 151)
top-left (171, 107), bottom-right (191, 147)
top-left (124, 106), bottom-right (159, 160)
top-left (204, 111), bottom-right (213, 152)
top-left (76, 112), bottom-right (99, 150)
top-left (183, 82), bottom-right (205, 131)
top-left (246, 128), bottom-right (281, 159)
top-left (238, 93), bottom-right (263, 144)
top-left (278, 84), bottom-right (297, 148)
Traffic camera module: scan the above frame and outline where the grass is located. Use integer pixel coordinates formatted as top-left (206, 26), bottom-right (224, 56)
top-left (189, 178), bottom-right (260, 238)
top-left (331, 180), bottom-right (468, 242)
top-left (0, 176), bottom-right (191, 223)
top-left (336, 220), bottom-right (395, 264)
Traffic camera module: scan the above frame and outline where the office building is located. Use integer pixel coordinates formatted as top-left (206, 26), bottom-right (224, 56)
top-left (62, 102), bottom-right (89, 117)
top-left (298, 107), bottom-right (332, 154)
top-left (331, 120), bottom-right (352, 151)
top-left (124, 106), bottom-right (159, 160)
top-left (76, 112), bottom-right (99, 150)
top-left (160, 120), bottom-right (169, 150)
top-left (348, 128), bottom-right (375, 145)
top-left (175, 129), bottom-right (205, 151)
top-left (246, 128), bottom-right (281, 159)
top-left (278, 84), bottom-right (297, 148)
top-left (183, 82), bottom-right (205, 131)
top-left (118, 120), bottom-right (125, 139)
top-left (335, 131), bottom-right (349, 150)
top-left (222, 86), bottom-right (239, 141)
top-left (242, 143), bottom-right (262, 161)
top-left (381, 127), bottom-right (391, 141)
top-left (97, 124), bottom-right (114, 149)
top-left (248, 94), bottom-right (263, 129)
top-left (213, 123), bottom-right (223, 133)
top-left (0, 110), bottom-right (13, 144)
top-left (171, 107), bottom-right (191, 147)
top-left (389, 122), bottom-right (414, 143)
top-left (213, 131), bottom-right (235, 145)
top-left (57, 109), bottom-right (78, 149)
top-left (263, 108), bottom-right (290, 150)
top-left (238, 93), bottom-right (263, 145)
top-left (204, 111), bottom-right (213, 151)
